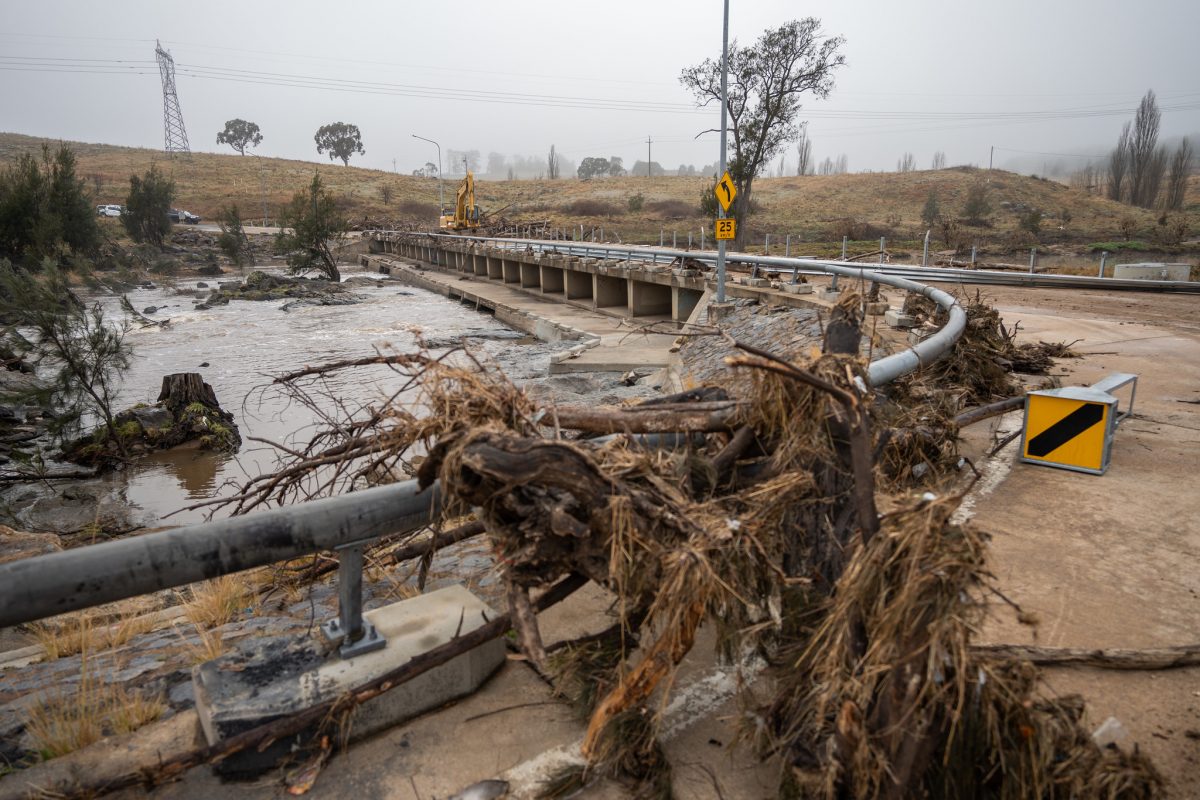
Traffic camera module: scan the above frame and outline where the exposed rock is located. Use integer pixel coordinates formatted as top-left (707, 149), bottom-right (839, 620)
top-left (0, 480), bottom-right (151, 535)
top-left (212, 270), bottom-right (360, 306)
top-left (0, 524), bottom-right (61, 564)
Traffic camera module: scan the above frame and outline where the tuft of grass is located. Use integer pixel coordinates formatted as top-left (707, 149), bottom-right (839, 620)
top-left (24, 651), bottom-right (165, 760)
top-left (30, 610), bottom-right (156, 661)
top-left (185, 622), bottom-right (227, 664)
top-left (182, 575), bottom-right (255, 629)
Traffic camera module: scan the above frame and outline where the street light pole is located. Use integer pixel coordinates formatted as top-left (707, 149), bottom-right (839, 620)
top-left (411, 134), bottom-right (443, 213)
top-left (716, 0), bottom-right (730, 304)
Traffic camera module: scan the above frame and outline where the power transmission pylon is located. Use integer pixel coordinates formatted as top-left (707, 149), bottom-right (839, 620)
top-left (155, 40), bottom-right (190, 154)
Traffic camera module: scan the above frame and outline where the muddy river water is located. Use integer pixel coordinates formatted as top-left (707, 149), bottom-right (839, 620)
top-left (84, 267), bottom-right (559, 526)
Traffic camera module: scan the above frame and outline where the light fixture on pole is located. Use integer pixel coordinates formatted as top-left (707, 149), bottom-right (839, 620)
top-left (411, 134), bottom-right (443, 213)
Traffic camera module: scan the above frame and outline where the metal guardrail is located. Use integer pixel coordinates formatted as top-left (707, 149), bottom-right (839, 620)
top-left (382, 232), bottom-right (967, 387)
top-left (382, 232), bottom-right (1200, 294)
top-left (0, 480), bottom-right (441, 644)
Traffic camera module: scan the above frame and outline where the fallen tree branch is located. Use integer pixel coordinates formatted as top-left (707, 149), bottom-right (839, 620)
top-left (548, 403), bottom-right (739, 434)
top-left (954, 395), bottom-right (1025, 428)
top-left (972, 642), bottom-right (1200, 670)
top-left (65, 572), bottom-right (589, 799)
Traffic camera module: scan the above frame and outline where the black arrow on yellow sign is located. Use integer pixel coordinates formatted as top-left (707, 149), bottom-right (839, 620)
top-left (1025, 402), bottom-right (1105, 457)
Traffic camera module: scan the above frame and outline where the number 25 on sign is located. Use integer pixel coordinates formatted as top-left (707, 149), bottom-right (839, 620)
top-left (715, 218), bottom-right (736, 240)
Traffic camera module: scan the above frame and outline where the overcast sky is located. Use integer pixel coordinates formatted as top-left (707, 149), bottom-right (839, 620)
top-left (2, 0), bottom-right (1198, 176)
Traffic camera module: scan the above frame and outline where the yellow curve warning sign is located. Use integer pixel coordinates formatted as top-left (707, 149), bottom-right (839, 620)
top-left (1021, 394), bottom-right (1110, 472)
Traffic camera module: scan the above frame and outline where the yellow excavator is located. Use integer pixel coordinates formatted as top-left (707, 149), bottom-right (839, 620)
top-left (439, 171), bottom-right (483, 230)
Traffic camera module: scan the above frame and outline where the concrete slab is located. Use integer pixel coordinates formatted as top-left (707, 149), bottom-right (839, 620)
top-left (781, 283), bottom-right (813, 294)
top-left (192, 585), bottom-right (504, 776)
top-left (884, 308), bottom-right (918, 328)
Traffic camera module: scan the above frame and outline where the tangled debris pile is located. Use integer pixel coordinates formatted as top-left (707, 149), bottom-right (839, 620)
top-left (901, 291), bottom-right (1078, 406)
top-left (172, 295), bottom-right (1155, 798)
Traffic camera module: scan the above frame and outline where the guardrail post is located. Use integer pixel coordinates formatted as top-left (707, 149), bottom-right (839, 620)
top-left (785, 234), bottom-right (791, 258)
top-left (322, 543), bottom-right (386, 658)
top-left (1099, 251), bottom-right (1108, 278)
top-left (1029, 248), bottom-right (1037, 274)
top-left (765, 233), bottom-right (771, 255)
top-left (971, 244), bottom-right (977, 265)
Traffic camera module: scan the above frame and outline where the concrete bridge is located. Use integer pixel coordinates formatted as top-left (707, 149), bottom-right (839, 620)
top-left (369, 233), bottom-right (714, 324)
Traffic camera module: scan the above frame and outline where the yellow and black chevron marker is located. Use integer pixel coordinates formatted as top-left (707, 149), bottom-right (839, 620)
top-left (1019, 373), bottom-right (1137, 475)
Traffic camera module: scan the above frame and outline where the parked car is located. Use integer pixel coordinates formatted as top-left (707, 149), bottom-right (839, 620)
top-left (168, 208), bottom-right (201, 225)
top-left (96, 204), bottom-right (123, 217)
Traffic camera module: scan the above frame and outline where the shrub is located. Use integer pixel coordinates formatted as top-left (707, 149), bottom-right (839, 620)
top-left (963, 183), bottom-right (991, 226)
top-left (627, 192), bottom-right (645, 213)
top-left (1117, 217), bottom-right (1138, 241)
top-left (1087, 241), bottom-right (1152, 253)
top-left (0, 144), bottom-right (99, 266)
top-left (562, 199), bottom-right (622, 217)
top-left (1018, 209), bottom-right (1043, 236)
top-left (216, 205), bottom-right (252, 267)
top-left (827, 217), bottom-right (890, 241)
top-left (645, 199), bottom-right (692, 218)
top-left (122, 164), bottom-right (174, 250)
top-left (396, 200), bottom-right (437, 218)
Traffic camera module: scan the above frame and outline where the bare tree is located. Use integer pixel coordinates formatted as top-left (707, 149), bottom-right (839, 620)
top-left (680, 18), bottom-right (845, 249)
top-left (1108, 123), bottom-right (1130, 202)
top-left (1070, 163), bottom-right (1102, 195)
top-left (1162, 137), bottom-right (1193, 211)
top-left (547, 145), bottom-right (560, 180)
top-left (796, 123), bottom-right (813, 175)
top-left (931, 151), bottom-right (946, 170)
top-left (1128, 91), bottom-right (1163, 208)
top-left (835, 154), bottom-right (848, 174)
top-left (897, 152), bottom-right (916, 172)
top-left (818, 156), bottom-right (834, 175)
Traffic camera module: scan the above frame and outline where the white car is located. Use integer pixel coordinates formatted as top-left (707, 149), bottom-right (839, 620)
top-left (96, 204), bottom-right (123, 217)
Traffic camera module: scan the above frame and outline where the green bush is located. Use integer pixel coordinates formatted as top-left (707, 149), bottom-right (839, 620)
top-left (0, 144), bottom-right (99, 266)
top-left (122, 164), bottom-right (175, 250)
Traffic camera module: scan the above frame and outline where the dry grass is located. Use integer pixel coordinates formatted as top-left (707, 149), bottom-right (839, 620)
top-left (182, 575), bottom-right (256, 629)
top-left (30, 610), bottom-right (157, 661)
top-left (24, 651), bottom-right (165, 760)
top-left (184, 622), bottom-right (227, 664)
top-left (3, 132), bottom-right (1194, 247)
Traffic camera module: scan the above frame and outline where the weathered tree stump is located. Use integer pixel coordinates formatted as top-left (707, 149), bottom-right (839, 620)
top-left (157, 373), bottom-right (220, 413)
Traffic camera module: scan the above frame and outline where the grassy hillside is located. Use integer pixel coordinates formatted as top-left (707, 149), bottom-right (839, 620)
top-left (2, 132), bottom-right (1196, 254)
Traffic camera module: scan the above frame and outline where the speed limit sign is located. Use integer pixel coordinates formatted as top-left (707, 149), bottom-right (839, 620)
top-left (714, 218), bottom-right (736, 240)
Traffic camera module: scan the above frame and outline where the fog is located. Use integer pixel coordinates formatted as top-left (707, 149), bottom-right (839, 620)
top-left (2, 0), bottom-right (1198, 177)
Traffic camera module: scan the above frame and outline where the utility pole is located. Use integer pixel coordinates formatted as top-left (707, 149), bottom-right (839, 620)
top-left (715, 0), bottom-right (730, 304)
top-left (989, 145), bottom-right (994, 171)
top-left (646, 136), bottom-right (653, 177)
